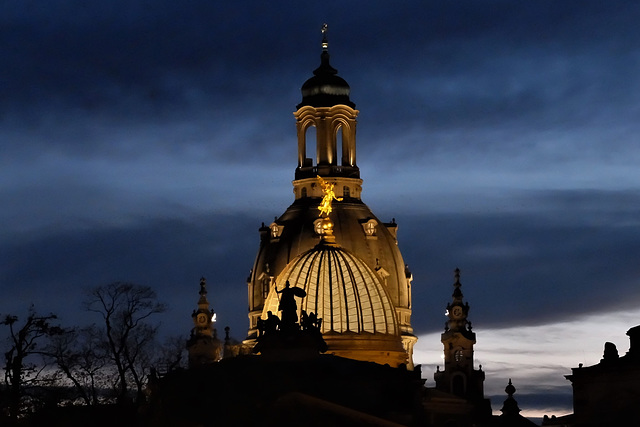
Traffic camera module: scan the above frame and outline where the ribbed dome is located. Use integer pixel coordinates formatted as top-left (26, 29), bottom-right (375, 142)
top-left (262, 241), bottom-right (398, 335)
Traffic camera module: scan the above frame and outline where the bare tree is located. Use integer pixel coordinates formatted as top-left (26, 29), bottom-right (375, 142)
top-left (47, 325), bottom-right (111, 406)
top-left (84, 282), bottom-right (165, 404)
top-left (154, 335), bottom-right (187, 374)
top-left (1, 306), bottom-right (63, 420)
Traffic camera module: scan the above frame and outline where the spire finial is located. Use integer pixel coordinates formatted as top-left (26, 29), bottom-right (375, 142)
top-left (321, 23), bottom-right (329, 50)
top-left (199, 277), bottom-right (207, 296)
top-left (453, 268), bottom-right (463, 299)
top-left (310, 24), bottom-right (338, 78)
top-left (506, 378), bottom-right (516, 397)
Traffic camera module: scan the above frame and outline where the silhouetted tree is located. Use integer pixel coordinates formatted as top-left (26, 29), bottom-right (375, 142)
top-left (46, 325), bottom-right (111, 406)
top-left (154, 335), bottom-right (187, 374)
top-left (1, 306), bottom-right (63, 421)
top-left (84, 282), bottom-right (165, 404)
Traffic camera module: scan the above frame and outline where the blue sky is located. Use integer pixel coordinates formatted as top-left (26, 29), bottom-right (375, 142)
top-left (2, 0), bottom-right (640, 418)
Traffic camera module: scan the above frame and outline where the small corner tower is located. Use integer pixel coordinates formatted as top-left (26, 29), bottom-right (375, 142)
top-left (500, 379), bottom-right (522, 417)
top-left (498, 379), bottom-right (539, 426)
top-left (435, 269), bottom-right (488, 406)
top-left (187, 277), bottom-right (222, 367)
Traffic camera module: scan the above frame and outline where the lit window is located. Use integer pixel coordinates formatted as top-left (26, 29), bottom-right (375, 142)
top-left (364, 221), bottom-right (376, 236)
top-left (269, 223), bottom-right (283, 239)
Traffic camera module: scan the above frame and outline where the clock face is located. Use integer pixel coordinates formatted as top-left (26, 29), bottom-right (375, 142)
top-left (197, 313), bottom-right (207, 324)
top-left (451, 306), bottom-right (463, 319)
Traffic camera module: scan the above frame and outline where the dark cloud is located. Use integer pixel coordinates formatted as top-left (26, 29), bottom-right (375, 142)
top-left (388, 189), bottom-right (640, 334)
top-left (3, 188), bottom-right (638, 340)
top-left (0, 214), bottom-right (259, 337)
top-left (1, 0), bottom-right (304, 139)
top-left (5, 1), bottom-right (638, 116)
top-left (3, 0), bottom-right (638, 175)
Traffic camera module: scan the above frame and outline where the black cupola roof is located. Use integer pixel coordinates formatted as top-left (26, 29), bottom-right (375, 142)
top-left (297, 25), bottom-right (355, 109)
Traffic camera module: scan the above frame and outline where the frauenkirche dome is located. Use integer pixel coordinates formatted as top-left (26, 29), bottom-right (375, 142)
top-left (245, 25), bottom-right (417, 368)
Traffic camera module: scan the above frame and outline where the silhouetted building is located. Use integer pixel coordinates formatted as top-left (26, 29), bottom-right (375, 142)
top-left (543, 325), bottom-right (640, 426)
top-left (488, 380), bottom-right (539, 427)
top-left (424, 269), bottom-right (492, 426)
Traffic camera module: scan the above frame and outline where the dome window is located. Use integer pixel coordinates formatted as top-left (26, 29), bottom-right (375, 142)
top-left (270, 223), bottom-right (283, 239)
top-left (361, 219), bottom-right (378, 237)
top-left (313, 218), bottom-right (325, 236)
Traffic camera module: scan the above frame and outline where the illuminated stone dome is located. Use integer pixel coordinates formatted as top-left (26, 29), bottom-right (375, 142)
top-left (261, 238), bottom-right (407, 367)
top-left (263, 241), bottom-right (398, 335)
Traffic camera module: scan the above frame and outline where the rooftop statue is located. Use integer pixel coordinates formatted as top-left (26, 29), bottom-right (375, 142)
top-left (277, 280), bottom-right (306, 330)
top-left (317, 175), bottom-right (342, 217)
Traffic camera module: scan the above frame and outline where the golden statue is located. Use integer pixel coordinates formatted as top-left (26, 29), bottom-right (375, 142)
top-left (317, 176), bottom-right (342, 217)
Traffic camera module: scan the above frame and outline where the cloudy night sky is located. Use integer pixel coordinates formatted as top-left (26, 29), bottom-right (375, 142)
top-left (2, 0), bottom-right (640, 418)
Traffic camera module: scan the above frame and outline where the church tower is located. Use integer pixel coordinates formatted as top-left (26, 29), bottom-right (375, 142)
top-left (187, 277), bottom-right (222, 367)
top-left (434, 269), bottom-right (490, 416)
top-left (245, 26), bottom-right (417, 368)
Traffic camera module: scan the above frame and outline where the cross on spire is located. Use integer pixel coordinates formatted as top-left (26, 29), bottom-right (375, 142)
top-left (321, 23), bottom-right (329, 50)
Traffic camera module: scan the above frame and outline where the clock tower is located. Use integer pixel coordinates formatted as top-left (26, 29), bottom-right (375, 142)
top-left (187, 277), bottom-right (222, 367)
top-left (434, 269), bottom-right (489, 412)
